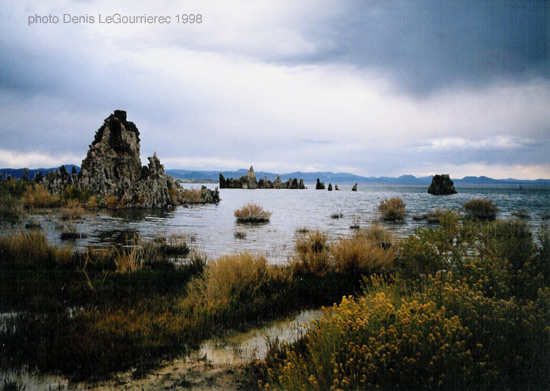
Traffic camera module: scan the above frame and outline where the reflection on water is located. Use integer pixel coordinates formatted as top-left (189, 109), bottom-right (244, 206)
top-left (191, 309), bottom-right (322, 365)
top-left (3, 183), bottom-right (550, 263)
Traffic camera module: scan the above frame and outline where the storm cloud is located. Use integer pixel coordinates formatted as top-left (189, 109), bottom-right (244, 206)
top-left (0, 0), bottom-right (548, 179)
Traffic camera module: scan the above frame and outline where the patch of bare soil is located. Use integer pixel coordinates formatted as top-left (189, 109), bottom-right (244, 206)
top-left (83, 358), bottom-right (254, 391)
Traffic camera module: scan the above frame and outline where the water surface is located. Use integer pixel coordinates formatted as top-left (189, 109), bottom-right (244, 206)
top-left (7, 183), bottom-right (550, 263)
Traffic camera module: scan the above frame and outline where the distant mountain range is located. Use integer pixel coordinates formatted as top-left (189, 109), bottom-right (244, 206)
top-left (167, 169), bottom-right (550, 186)
top-left (0, 165), bottom-right (80, 180)
top-left (1, 166), bottom-right (549, 186)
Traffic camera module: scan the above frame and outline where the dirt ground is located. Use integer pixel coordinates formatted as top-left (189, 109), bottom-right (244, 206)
top-left (81, 358), bottom-right (254, 391)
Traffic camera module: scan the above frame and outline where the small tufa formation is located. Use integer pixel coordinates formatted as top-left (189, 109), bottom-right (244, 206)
top-left (351, 183), bottom-right (358, 191)
top-left (43, 164), bottom-right (74, 195)
top-left (219, 166), bottom-right (306, 189)
top-left (46, 110), bottom-right (219, 208)
top-left (316, 178), bottom-right (325, 190)
top-left (428, 174), bottom-right (457, 195)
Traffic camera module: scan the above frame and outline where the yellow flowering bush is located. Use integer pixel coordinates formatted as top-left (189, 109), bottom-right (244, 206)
top-left (262, 219), bottom-right (550, 390)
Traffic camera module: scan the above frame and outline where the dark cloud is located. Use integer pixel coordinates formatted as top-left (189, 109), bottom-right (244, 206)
top-left (294, 1), bottom-right (549, 94)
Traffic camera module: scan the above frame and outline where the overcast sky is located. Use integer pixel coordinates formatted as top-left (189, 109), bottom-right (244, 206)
top-left (0, 0), bottom-right (548, 179)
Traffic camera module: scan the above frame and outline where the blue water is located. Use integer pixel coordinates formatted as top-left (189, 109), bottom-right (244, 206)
top-left (9, 183), bottom-right (550, 263)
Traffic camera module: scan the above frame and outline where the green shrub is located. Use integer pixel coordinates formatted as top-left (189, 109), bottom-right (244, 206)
top-left (61, 185), bottom-right (92, 204)
top-left (463, 198), bottom-right (499, 220)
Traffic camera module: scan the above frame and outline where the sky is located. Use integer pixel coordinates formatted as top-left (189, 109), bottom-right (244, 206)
top-left (0, 0), bottom-right (548, 179)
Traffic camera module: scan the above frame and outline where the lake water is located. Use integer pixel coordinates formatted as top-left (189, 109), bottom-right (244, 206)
top-left (1, 183), bottom-right (549, 389)
top-left (10, 183), bottom-right (550, 263)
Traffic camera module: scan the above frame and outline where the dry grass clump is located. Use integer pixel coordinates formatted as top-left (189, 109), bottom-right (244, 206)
top-left (234, 203), bottom-right (272, 223)
top-left (463, 198), bottom-right (499, 220)
top-left (378, 197), bottom-right (406, 221)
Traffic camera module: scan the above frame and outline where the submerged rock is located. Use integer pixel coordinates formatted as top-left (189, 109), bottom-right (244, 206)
top-left (428, 174), bottom-right (457, 195)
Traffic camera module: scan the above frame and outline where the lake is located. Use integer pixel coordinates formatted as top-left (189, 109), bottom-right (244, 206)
top-left (13, 183), bottom-right (550, 264)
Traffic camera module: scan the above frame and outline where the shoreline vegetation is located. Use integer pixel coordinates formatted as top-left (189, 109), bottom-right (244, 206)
top-left (1, 176), bottom-right (549, 390)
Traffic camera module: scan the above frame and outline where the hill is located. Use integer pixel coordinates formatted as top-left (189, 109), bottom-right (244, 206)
top-left (2, 166), bottom-right (549, 186)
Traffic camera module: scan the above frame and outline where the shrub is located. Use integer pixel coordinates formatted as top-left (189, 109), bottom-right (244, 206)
top-left (262, 272), bottom-right (550, 391)
top-left (0, 194), bottom-right (24, 223)
top-left (105, 194), bottom-right (125, 209)
top-left (378, 197), bottom-right (406, 221)
top-left (21, 184), bottom-right (59, 209)
top-left (182, 187), bottom-right (203, 204)
top-left (463, 198), bottom-right (498, 220)
top-left (234, 203), bottom-right (272, 223)
top-left (61, 185), bottom-right (92, 204)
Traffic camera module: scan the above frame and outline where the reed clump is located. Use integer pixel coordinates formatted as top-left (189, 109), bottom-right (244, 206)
top-left (234, 203), bottom-right (272, 223)
top-left (378, 197), bottom-right (406, 221)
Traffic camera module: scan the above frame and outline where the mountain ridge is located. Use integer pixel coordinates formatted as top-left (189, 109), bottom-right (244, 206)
top-left (1, 166), bottom-right (549, 186)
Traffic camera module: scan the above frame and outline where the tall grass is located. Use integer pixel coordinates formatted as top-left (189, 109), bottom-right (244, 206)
top-left (0, 230), bottom-right (72, 265)
top-left (183, 252), bottom-right (292, 327)
top-left (1, 225), bottom-right (395, 380)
